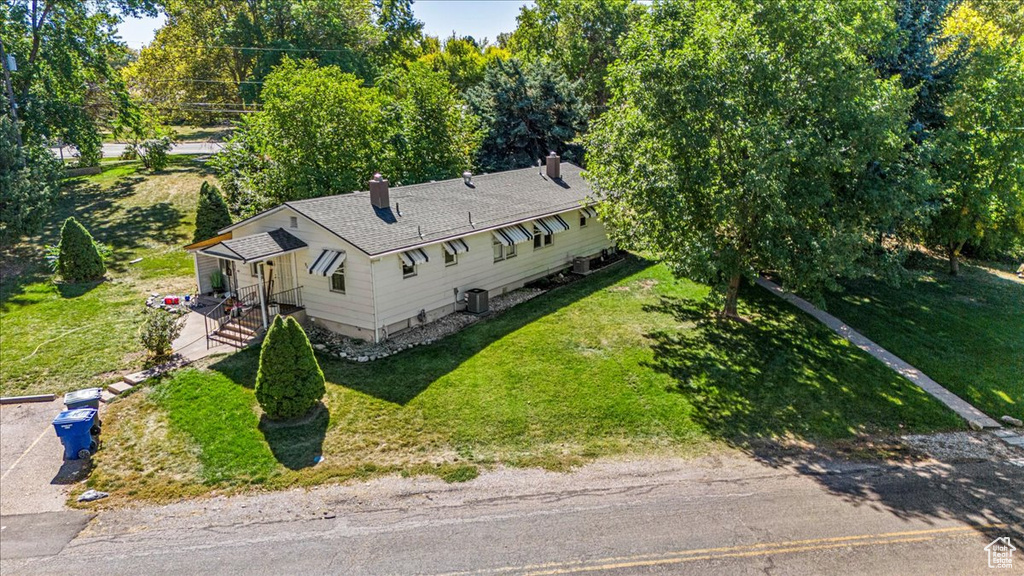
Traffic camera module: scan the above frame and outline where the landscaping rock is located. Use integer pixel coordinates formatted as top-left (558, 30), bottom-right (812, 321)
top-left (1001, 415), bottom-right (1023, 427)
top-left (357, 356), bottom-right (369, 363)
top-left (968, 420), bottom-right (984, 431)
top-left (314, 344), bottom-right (327, 351)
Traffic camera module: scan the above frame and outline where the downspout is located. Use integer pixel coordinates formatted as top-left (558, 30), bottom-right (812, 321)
top-left (192, 253), bottom-right (201, 294)
top-left (370, 257), bottom-right (380, 343)
top-left (256, 262), bottom-right (268, 328)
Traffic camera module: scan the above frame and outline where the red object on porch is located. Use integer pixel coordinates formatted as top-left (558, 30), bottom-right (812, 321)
top-left (164, 296), bottom-right (180, 305)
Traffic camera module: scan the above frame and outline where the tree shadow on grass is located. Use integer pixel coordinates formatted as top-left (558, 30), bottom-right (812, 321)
top-left (208, 256), bottom-right (654, 407)
top-left (642, 287), bottom-right (962, 443)
top-left (258, 403), bottom-right (329, 470)
top-left (55, 280), bottom-right (104, 299)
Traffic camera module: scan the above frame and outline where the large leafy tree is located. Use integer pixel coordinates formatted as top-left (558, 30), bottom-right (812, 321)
top-left (0, 109), bottom-right (63, 243)
top-left (417, 35), bottom-right (509, 93)
top-left (467, 58), bottom-right (587, 172)
top-left (213, 58), bottom-right (477, 213)
top-left (928, 4), bottom-right (1024, 272)
top-left (507, 0), bottom-right (643, 112)
top-left (381, 62), bottom-right (479, 185)
top-left (586, 0), bottom-right (918, 318)
top-left (1, 0), bottom-right (156, 164)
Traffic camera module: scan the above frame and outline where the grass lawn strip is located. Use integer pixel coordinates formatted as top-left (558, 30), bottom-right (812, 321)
top-left (822, 255), bottom-right (1023, 420)
top-left (0, 157), bottom-right (214, 396)
top-left (89, 258), bottom-right (962, 502)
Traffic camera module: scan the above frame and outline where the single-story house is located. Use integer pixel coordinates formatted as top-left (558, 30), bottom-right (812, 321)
top-left (185, 153), bottom-right (614, 344)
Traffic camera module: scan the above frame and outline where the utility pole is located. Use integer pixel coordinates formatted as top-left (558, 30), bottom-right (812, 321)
top-left (0, 36), bottom-right (22, 146)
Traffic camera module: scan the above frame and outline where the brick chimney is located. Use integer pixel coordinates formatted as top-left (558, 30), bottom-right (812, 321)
top-left (369, 173), bottom-right (389, 209)
top-left (545, 151), bottom-right (560, 179)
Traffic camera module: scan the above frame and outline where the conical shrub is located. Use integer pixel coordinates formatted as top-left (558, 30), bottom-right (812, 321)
top-left (255, 316), bottom-right (326, 420)
top-left (193, 181), bottom-right (232, 243)
top-left (57, 216), bottom-right (105, 282)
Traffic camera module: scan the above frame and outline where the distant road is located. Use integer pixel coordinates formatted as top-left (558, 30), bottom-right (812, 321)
top-left (50, 142), bottom-right (224, 159)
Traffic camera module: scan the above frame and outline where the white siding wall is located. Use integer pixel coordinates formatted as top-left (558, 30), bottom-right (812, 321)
top-left (373, 211), bottom-right (611, 335)
top-left (194, 253), bottom-right (221, 294)
top-left (230, 208), bottom-right (377, 338)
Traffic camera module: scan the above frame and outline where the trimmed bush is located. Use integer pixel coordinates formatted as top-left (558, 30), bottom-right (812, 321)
top-left (56, 217), bottom-right (105, 282)
top-left (255, 316), bottom-right (325, 420)
top-left (140, 309), bottom-right (185, 356)
top-left (193, 181), bottom-right (232, 243)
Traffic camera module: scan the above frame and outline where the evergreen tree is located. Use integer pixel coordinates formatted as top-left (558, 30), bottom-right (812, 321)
top-left (255, 316), bottom-right (326, 420)
top-left (193, 181), bottom-right (233, 243)
top-left (467, 58), bottom-right (587, 172)
top-left (0, 111), bottom-right (63, 243)
top-left (56, 217), bottom-right (105, 283)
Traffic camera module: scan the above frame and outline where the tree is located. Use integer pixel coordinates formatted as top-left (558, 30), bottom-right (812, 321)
top-left (211, 59), bottom-right (391, 213)
top-left (193, 181), bottom-right (232, 243)
top-left (255, 315), bottom-right (325, 420)
top-left (507, 0), bottom-right (643, 111)
top-left (0, 110), bottom-right (63, 243)
top-left (381, 62), bottom-right (479, 184)
top-left (1, 0), bottom-right (157, 164)
top-left (139, 309), bottom-right (184, 356)
top-left (927, 4), bottom-right (1024, 273)
top-left (585, 0), bottom-right (917, 318)
top-left (467, 58), bottom-right (587, 172)
top-left (56, 216), bottom-right (105, 283)
top-left (417, 35), bottom-right (509, 93)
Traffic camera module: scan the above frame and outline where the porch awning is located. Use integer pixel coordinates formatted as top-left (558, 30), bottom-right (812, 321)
top-left (443, 239), bottom-right (470, 255)
top-left (535, 215), bottom-right (570, 235)
top-left (580, 206), bottom-right (597, 219)
top-left (399, 248), bottom-right (429, 266)
top-left (199, 228), bottom-right (307, 263)
top-left (492, 224), bottom-right (533, 246)
top-left (308, 249), bottom-right (346, 276)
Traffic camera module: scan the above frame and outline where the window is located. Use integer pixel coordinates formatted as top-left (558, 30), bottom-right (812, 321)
top-left (493, 239), bottom-right (517, 262)
top-left (250, 262), bottom-right (260, 277)
top-left (444, 249), bottom-right (457, 266)
top-left (330, 265), bottom-right (346, 293)
top-left (290, 216), bottom-right (298, 229)
top-left (580, 215), bottom-right (588, 228)
top-left (402, 262), bottom-right (417, 278)
top-left (533, 226), bottom-right (553, 249)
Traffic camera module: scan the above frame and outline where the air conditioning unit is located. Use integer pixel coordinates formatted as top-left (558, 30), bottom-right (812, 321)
top-left (465, 288), bottom-right (489, 314)
top-left (573, 257), bottom-right (590, 275)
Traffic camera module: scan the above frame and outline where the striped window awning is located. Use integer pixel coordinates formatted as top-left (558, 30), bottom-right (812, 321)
top-left (443, 238), bottom-right (470, 255)
top-left (492, 224), bottom-right (533, 246)
top-left (308, 249), bottom-right (346, 276)
top-left (399, 248), bottom-right (429, 266)
top-left (535, 215), bottom-right (571, 235)
top-left (580, 206), bottom-right (598, 219)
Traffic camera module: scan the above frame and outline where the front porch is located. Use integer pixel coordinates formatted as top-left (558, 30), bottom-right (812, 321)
top-left (186, 228), bottom-right (309, 348)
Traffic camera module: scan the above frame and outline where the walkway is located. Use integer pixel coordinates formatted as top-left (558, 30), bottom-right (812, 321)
top-left (755, 277), bottom-right (1002, 429)
top-left (171, 310), bottom-right (231, 362)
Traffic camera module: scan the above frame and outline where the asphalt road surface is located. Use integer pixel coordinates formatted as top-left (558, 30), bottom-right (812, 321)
top-left (2, 448), bottom-right (1022, 575)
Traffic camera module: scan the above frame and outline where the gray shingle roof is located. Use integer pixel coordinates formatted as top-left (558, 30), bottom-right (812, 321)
top-left (202, 228), bottom-right (307, 262)
top-left (283, 162), bottom-right (595, 256)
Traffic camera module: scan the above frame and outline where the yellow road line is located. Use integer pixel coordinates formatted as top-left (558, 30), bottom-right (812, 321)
top-left (525, 536), bottom-right (939, 575)
top-left (431, 524), bottom-right (1004, 576)
top-left (0, 426), bottom-right (51, 483)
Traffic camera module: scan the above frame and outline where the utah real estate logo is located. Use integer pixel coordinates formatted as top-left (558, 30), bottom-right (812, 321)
top-left (985, 537), bottom-right (1016, 569)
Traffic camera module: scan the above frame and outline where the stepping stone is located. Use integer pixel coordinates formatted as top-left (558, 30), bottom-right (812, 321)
top-left (107, 382), bottom-right (133, 396)
top-left (100, 390), bottom-right (118, 403)
top-left (123, 356), bottom-right (191, 385)
top-left (1003, 436), bottom-right (1024, 448)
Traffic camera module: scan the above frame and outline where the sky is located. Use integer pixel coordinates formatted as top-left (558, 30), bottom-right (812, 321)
top-left (116, 1), bottom-right (533, 48)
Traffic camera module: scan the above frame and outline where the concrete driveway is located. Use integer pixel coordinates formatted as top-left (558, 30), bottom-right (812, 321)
top-left (1, 400), bottom-right (93, 560)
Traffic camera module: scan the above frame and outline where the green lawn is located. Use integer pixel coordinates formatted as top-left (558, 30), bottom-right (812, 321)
top-left (823, 255), bottom-right (1024, 420)
top-left (89, 258), bottom-right (961, 501)
top-left (0, 157), bottom-right (215, 396)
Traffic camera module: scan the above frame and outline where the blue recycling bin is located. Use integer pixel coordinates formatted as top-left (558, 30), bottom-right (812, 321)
top-left (52, 409), bottom-right (99, 460)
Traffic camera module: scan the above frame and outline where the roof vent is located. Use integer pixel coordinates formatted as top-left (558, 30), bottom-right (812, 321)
top-left (463, 171), bottom-right (473, 185)
top-left (369, 173), bottom-right (389, 209)
top-left (546, 151), bottom-right (560, 180)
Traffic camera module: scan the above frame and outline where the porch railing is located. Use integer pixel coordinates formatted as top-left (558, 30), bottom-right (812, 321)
top-left (203, 283), bottom-right (263, 349)
top-left (268, 285), bottom-right (303, 310)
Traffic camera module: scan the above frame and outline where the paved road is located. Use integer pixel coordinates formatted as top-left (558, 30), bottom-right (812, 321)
top-left (51, 142), bottom-right (223, 159)
top-left (2, 449), bottom-right (1021, 575)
